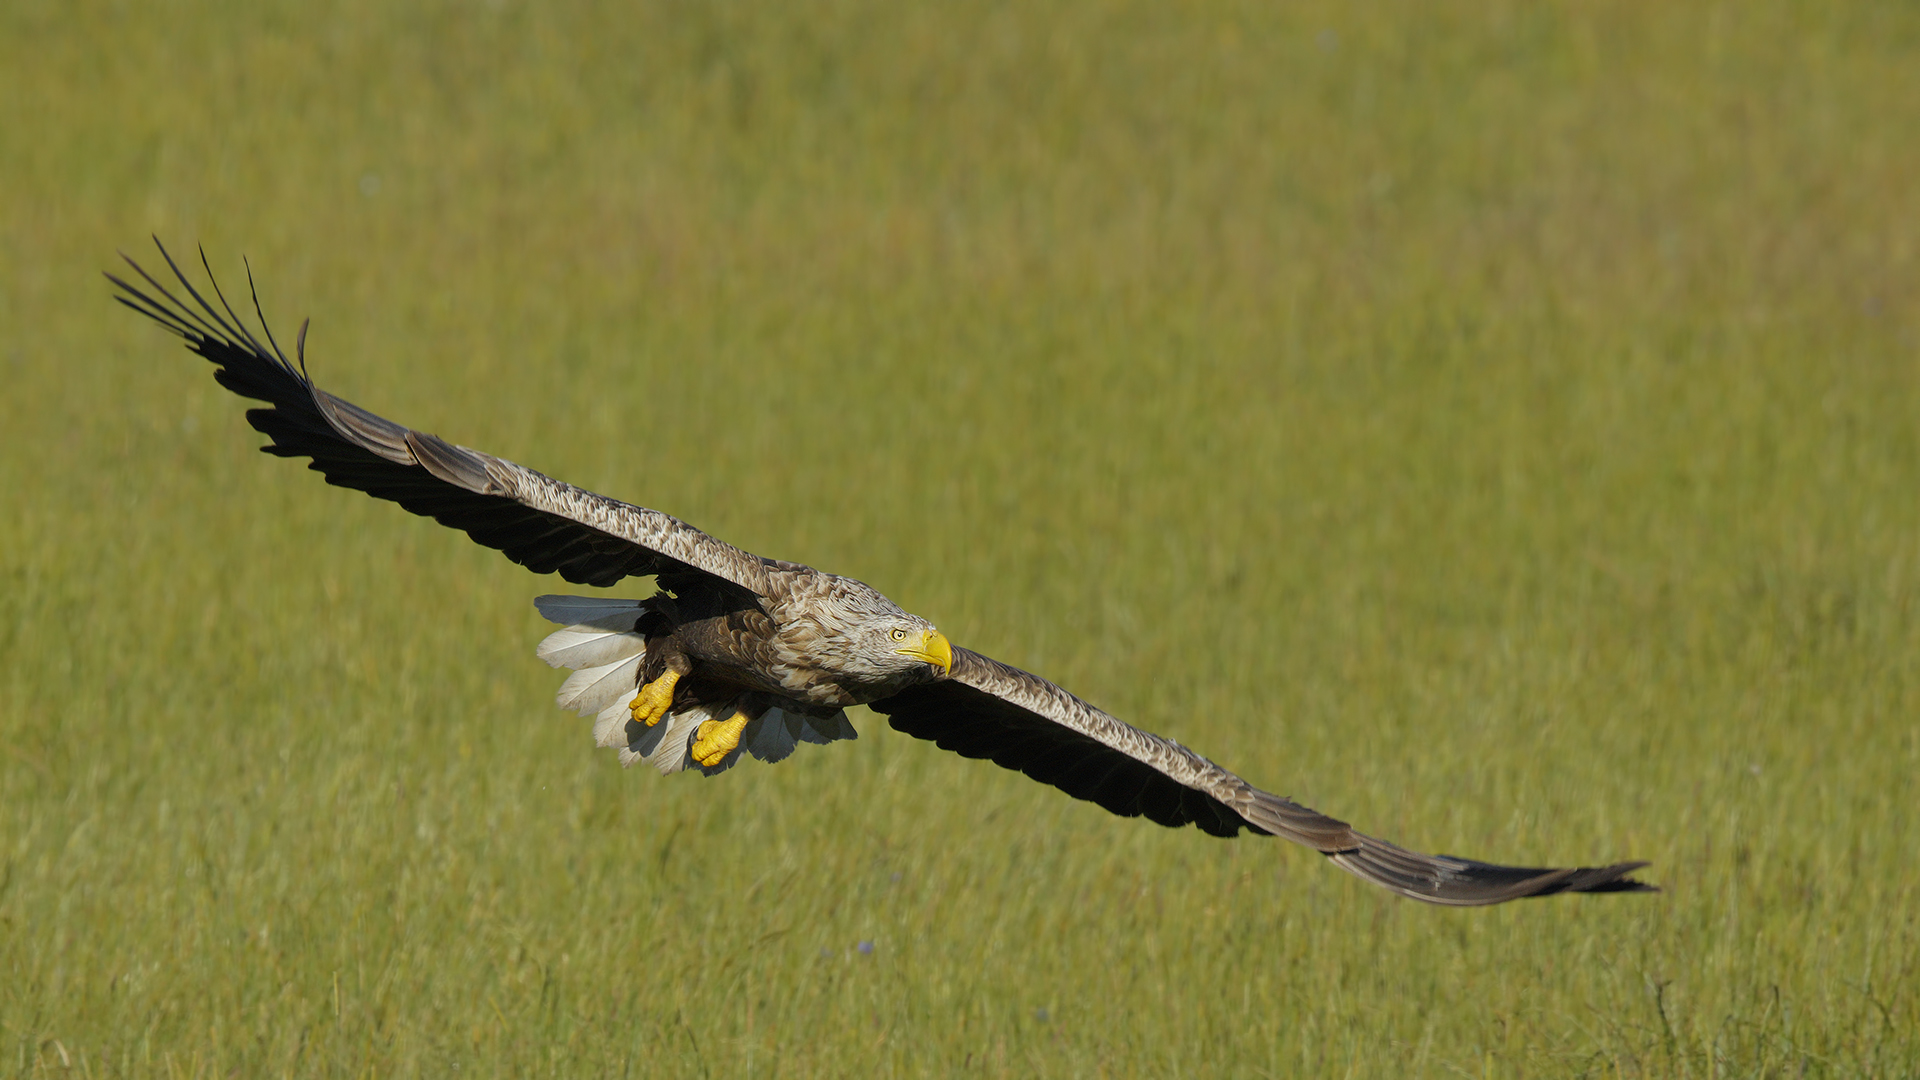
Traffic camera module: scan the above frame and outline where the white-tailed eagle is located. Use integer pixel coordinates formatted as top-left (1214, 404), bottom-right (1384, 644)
top-left (110, 242), bottom-right (1653, 905)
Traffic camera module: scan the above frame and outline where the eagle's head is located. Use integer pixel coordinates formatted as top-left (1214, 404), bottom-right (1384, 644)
top-left (879, 616), bottom-right (953, 678)
top-left (844, 607), bottom-right (951, 681)
top-left (802, 578), bottom-right (954, 692)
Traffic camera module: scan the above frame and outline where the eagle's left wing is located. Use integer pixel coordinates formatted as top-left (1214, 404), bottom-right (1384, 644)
top-left (870, 647), bottom-right (1654, 905)
top-left (110, 242), bottom-right (773, 594)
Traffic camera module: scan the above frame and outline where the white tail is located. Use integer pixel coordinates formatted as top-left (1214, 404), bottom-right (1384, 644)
top-left (534, 595), bottom-right (856, 776)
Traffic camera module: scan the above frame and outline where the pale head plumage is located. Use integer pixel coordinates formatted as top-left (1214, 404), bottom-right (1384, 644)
top-left (783, 575), bottom-right (952, 692)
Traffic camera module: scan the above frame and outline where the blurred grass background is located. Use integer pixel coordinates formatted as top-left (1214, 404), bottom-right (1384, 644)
top-left (4, 0), bottom-right (1919, 1075)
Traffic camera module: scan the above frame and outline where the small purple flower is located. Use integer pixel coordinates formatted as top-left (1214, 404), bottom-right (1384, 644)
top-left (857, 940), bottom-right (874, 955)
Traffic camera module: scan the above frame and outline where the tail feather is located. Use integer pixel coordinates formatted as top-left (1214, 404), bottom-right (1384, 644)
top-left (538, 624), bottom-right (648, 669)
top-left (797, 710), bottom-right (857, 744)
top-left (747, 708), bottom-right (800, 763)
top-left (625, 705), bottom-right (711, 774)
top-left (535, 595), bottom-right (647, 627)
top-left (592, 699), bottom-right (631, 749)
top-left (555, 654), bottom-right (645, 716)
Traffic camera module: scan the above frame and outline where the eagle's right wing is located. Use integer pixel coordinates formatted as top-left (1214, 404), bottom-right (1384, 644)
top-left (872, 646), bottom-right (1654, 906)
top-left (110, 241), bottom-right (774, 594)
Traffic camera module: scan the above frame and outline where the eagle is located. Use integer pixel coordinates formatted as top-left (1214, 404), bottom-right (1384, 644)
top-left (110, 242), bottom-right (1654, 906)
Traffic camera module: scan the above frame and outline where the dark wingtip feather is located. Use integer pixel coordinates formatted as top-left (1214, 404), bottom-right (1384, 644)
top-left (1325, 839), bottom-right (1657, 906)
top-left (1548, 860), bottom-right (1658, 895)
top-left (113, 240), bottom-right (684, 588)
top-left (244, 255), bottom-right (292, 365)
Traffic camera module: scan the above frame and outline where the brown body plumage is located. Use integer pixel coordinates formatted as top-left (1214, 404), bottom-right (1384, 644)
top-left (638, 569), bottom-right (949, 706)
top-left (111, 241), bottom-right (1656, 906)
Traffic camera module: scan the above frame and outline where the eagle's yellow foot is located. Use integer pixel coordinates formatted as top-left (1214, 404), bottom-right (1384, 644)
top-left (629, 670), bottom-right (682, 727)
top-left (691, 710), bottom-right (753, 767)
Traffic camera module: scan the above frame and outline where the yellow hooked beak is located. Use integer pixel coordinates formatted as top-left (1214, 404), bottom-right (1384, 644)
top-left (896, 627), bottom-right (953, 676)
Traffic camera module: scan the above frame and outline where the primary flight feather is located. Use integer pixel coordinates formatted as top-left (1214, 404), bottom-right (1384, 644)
top-left (110, 241), bottom-right (1654, 906)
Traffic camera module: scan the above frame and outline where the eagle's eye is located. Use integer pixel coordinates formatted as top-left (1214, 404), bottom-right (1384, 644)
top-left (889, 627), bottom-right (908, 642)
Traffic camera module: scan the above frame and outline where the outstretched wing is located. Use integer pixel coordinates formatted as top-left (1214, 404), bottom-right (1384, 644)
top-left (109, 242), bottom-right (772, 593)
top-left (871, 648), bottom-right (1653, 905)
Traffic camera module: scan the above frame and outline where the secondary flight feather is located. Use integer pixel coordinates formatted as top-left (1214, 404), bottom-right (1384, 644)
top-left (110, 241), bottom-right (1654, 905)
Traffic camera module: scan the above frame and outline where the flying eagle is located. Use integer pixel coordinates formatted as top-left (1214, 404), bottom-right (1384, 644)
top-left (110, 242), bottom-right (1653, 906)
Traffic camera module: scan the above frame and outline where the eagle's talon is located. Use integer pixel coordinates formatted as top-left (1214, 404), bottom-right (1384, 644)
top-left (629, 670), bottom-right (681, 727)
top-left (691, 711), bottom-right (752, 767)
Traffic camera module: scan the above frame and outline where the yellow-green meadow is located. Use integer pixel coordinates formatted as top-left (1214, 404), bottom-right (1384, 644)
top-left (4, 1), bottom-right (1916, 1075)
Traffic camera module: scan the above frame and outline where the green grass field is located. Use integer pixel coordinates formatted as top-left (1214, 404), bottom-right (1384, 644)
top-left (5, 1), bottom-right (1919, 1075)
